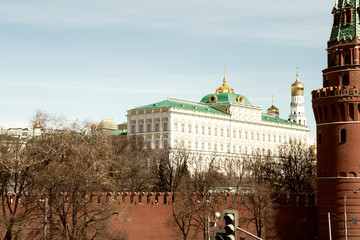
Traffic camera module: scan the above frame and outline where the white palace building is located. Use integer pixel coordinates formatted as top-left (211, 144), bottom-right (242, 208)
top-left (127, 73), bottom-right (309, 171)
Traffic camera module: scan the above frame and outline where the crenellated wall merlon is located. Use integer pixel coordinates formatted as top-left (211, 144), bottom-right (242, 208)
top-left (0, 192), bottom-right (316, 208)
top-left (312, 85), bottom-right (360, 100)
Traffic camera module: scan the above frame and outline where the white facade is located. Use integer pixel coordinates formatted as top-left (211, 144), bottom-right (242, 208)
top-left (127, 80), bottom-right (310, 172)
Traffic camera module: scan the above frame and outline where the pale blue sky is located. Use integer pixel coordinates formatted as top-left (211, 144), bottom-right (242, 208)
top-left (0, 0), bottom-right (334, 138)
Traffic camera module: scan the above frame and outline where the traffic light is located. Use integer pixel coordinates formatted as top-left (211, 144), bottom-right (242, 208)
top-left (223, 209), bottom-right (238, 240)
top-left (214, 229), bottom-right (226, 240)
top-left (214, 209), bottom-right (238, 240)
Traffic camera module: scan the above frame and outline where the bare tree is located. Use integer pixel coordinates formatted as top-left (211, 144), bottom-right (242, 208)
top-left (111, 136), bottom-right (154, 192)
top-left (238, 152), bottom-right (277, 239)
top-left (0, 134), bottom-right (42, 240)
top-left (152, 148), bottom-right (190, 195)
top-left (27, 130), bottom-right (126, 239)
top-left (170, 154), bottom-right (224, 240)
top-left (266, 144), bottom-right (316, 194)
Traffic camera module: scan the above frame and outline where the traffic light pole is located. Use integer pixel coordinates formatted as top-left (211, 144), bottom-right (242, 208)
top-left (236, 227), bottom-right (263, 240)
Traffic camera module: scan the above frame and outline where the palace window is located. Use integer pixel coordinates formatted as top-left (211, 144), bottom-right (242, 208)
top-left (220, 129), bottom-right (224, 137)
top-left (208, 126), bottom-right (212, 135)
top-left (139, 124), bottom-right (143, 133)
top-left (202, 126), bottom-right (205, 134)
top-left (155, 123), bottom-right (160, 132)
top-left (174, 123), bottom-right (178, 131)
top-left (155, 138), bottom-right (160, 149)
top-left (147, 122), bottom-right (152, 132)
top-left (163, 139), bottom-right (168, 149)
top-left (188, 124), bottom-right (192, 133)
top-left (181, 124), bottom-right (185, 132)
top-left (163, 122), bottom-right (168, 131)
top-left (195, 125), bottom-right (199, 134)
top-left (131, 124), bottom-right (136, 134)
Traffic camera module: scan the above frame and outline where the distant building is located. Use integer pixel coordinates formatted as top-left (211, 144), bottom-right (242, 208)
top-left (0, 122), bottom-right (41, 139)
top-left (127, 76), bottom-right (309, 171)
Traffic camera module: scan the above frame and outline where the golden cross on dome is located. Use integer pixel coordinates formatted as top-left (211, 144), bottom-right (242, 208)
top-left (296, 67), bottom-right (300, 81)
top-left (224, 49), bottom-right (226, 82)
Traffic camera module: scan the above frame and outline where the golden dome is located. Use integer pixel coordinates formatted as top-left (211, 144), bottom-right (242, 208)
top-left (291, 73), bottom-right (304, 92)
top-left (33, 122), bottom-right (41, 129)
top-left (267, 105), bottom-right (279, 115)
top-left (216, 77), bottom-right (234, 94)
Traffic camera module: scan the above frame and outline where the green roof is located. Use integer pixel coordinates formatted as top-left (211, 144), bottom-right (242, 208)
top-left (200, 92), bottom-right (251, 105)
top-left (261, 115), bottom-right (302, 126)
top-left (329, 0), bottom-right (359, 43)
top-left (131, 99), bottom-right (229, 116)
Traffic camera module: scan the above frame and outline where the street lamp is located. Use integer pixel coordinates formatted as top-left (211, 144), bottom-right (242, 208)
top-left (344, 188), bottom-right (360, 240)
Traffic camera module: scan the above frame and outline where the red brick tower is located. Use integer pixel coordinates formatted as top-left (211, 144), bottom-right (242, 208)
top-left (312, 1), bottom-right (360, 239)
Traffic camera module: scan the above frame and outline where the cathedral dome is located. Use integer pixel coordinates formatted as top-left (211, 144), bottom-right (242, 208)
top-left (291, 74), bottom-right (304, 92)
top-left (33, 122), bottom-right (41, 129)
top-left (267, 105), bottom-right (279, 115)
top-left (200, 78), bottom-right (251, 105)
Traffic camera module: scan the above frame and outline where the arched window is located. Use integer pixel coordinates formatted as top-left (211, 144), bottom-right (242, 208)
top-left (342, 74), bottom-right (349, 86)
top-left (340, 104), bottom-right (346, 121)
top-left (349, 103), bottom-right (355, 121)
top-left (324, 105), bottom-right (328, 122)
top-left (331, 104), bottom-right (336, 121)
top-left (346, 9), bottom-right (352, 24)
top-left (317, 106), bottom-right (323, 122)
top-left (330, 56), bottom-right (336, 67)
top-left (340, 129), bottom-right (346, 143)
top-left (344, 54), bottom-right (350, 65)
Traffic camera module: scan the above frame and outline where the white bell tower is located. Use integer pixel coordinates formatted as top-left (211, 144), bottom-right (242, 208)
top-left (289, 68), bottom-right (306, 125)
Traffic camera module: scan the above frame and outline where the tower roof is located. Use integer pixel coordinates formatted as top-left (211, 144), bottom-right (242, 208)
top-left (329, 0), bottom-right (359, 43)
top-left (291, 73), bottom-right (304, 92)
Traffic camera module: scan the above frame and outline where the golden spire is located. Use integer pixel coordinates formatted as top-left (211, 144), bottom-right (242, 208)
top-left (216, 50), bottom-right (234, 94)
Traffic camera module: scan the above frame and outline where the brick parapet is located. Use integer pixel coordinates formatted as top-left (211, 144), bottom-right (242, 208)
top-left (1, 192), bottom-right (316, 208)
top-left (312, 85), bottom-right (360, 100)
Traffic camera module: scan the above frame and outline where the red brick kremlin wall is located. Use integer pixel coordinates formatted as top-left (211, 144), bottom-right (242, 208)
top-left (1, 192), bottom-right (317, 239)
top-left (80, 192), bottom-right (317, 239)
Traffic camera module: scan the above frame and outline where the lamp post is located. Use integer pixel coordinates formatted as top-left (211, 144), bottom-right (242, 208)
top-left (344, 188), bottom-right (360, 240)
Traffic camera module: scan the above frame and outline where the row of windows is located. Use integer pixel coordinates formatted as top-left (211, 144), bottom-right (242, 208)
top-left (146, 138), bottom-right (168, 150)
top-left (131, 121), bottom-right (168, 134)
top-left (333, 7), bottom-right (357, 26)
top-left (174, 123), bottom-right (304, 143)
top-left (173, 139), bottom-right (291, 155)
